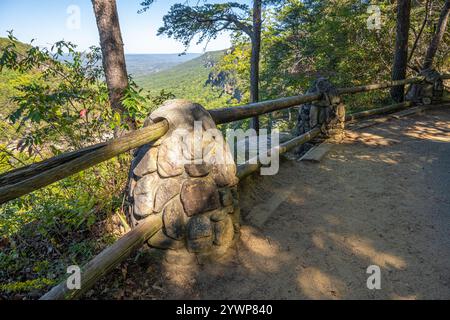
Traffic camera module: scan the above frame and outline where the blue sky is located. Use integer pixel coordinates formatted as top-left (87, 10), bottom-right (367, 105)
top-left (0, 0), bottom-right (248, 54)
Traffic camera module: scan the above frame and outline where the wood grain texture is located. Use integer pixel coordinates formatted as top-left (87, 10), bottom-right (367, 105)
top-left (237, 127), bottom-right (322, 179)
top-left (209, 93), bottom-right (322, 124)
top-left (0, 120), bottom-right (169, 204)
top-left (391, 0), bottom-right (411, 102)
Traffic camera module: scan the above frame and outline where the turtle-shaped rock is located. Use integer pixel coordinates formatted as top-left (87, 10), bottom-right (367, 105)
top-left (127, 100), bottom-right (240, 258)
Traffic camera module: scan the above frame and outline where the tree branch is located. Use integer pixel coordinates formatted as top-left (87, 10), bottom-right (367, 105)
top-left (408, 0), bottom-right (430, 64)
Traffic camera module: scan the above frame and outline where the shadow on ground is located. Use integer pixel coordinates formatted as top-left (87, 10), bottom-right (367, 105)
top-left (92, 108), bottom-right (450, 300)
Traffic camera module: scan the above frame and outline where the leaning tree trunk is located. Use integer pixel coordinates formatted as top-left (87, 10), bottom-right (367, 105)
top-left (422, 0), bottom-right (450, 70)
top-left (391, 0), bottom-right (412, 103)
top-left (92, 0), bottom-right (136, 132)
top-left (250, 0), bottom-right (262, 132)
top-left (408, 0), bottom-right (430, 64)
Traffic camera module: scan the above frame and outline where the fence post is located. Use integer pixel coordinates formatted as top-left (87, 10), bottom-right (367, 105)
top-left (406, 69), bottom-right (444, 105)
top-left (297, 78), bottom-right (346, 146)
top-left (126, 99), bottom-right (240, 263)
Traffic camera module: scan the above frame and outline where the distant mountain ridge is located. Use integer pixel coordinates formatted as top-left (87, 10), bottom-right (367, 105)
top-left (0, 37), bottom-right (202, 78)
top-left (1, 37), bottom-right (235, 110)
top-left (135, 50), bottom-right (239, 110)
top-left (125, 53), bottom-right (202, 77)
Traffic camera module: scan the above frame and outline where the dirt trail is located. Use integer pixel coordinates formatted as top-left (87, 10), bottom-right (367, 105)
top-left (95, 108), bottom-right (450, 300)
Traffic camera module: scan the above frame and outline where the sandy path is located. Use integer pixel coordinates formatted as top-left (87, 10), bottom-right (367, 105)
top-left (94, 108), bottom-right (450, 300)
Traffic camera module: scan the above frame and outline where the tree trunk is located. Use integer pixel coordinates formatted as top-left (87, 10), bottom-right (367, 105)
top-left (390, 0), bottom-right (411, 103)
top-left (92, 0), bottom-right (136, 131)
top-left (422, 0), bottom-right (450, 70)
top-left (250, 0), bottom-right (262, 132)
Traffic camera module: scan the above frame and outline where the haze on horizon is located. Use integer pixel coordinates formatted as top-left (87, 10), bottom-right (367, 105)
top-left (0, 0), bottom-right (240, 54)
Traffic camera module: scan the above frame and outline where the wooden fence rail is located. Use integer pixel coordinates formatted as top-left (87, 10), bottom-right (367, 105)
top-left (0, 121), bottom-right (169, 204)
top-left (40, 215), bottom-right (162, 300)
top-left (345, 101), bottom-right (413, 122)
top-left (236, 127), bottom-right (322, 179)
top-left (2, 76), bottom-right (440, 204)
top-left (210, 93), bottom-right (321, 124)
top-left (337, 77), bottom-right (424, 95)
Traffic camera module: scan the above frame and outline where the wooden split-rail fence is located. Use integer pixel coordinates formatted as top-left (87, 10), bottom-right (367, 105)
top-left (0, 75), bottom-right (449, 300)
